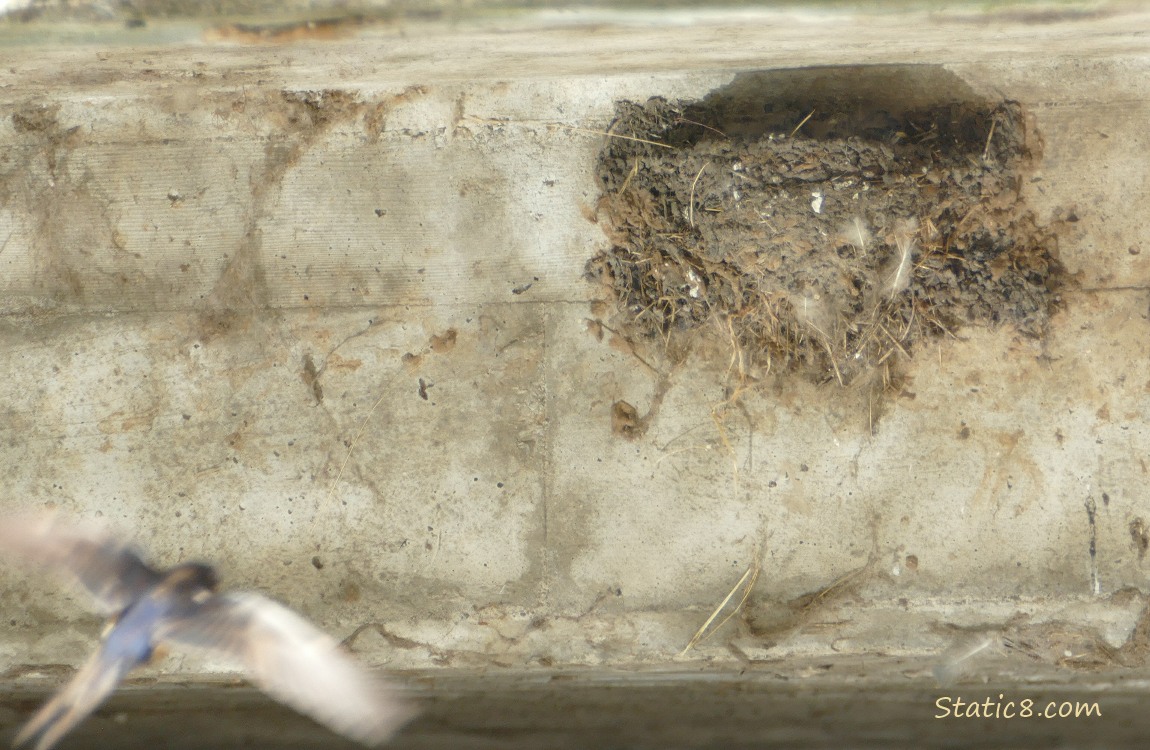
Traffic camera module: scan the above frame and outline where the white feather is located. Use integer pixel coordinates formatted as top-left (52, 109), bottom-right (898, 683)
top-left (933, 635), bottom-right (996, 686)
top-left (883, 220), bottom-right (918, 300)
top-left (839, 217), bottom-right (872, 254)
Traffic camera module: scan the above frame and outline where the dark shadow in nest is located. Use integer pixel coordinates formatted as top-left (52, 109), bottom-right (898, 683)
top-left (586, 66), bottom-right (1066, 392)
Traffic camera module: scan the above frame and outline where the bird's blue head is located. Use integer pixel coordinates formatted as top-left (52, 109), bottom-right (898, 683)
top-left (166, 562), bottom-right (220, 593)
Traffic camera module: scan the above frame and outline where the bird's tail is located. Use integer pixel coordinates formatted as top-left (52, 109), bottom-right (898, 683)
top-left (14, 648), bottom-right (136, 750)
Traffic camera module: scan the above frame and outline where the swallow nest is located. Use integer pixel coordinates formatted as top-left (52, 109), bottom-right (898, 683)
top-left (587, 95), bottom-right (1066, 387)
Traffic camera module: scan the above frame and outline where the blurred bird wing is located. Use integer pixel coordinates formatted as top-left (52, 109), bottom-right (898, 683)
top-left (157, 592), bottom-right (414, 746)
top-left (14, 646), bottom-right (137, 750)
top-left (0, 513), bottom-right (162, 614)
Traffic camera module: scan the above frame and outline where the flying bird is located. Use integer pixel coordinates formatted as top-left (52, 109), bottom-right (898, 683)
top-left (0, 514), bottom-right (414, 750)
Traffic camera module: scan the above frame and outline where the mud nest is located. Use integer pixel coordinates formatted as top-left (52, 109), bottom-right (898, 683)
top-left (587, 94), bottom-right (1064, 386)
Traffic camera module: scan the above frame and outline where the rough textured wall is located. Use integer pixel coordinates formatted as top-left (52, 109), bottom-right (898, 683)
top-left (0, 8), bottom-right (1148, 691)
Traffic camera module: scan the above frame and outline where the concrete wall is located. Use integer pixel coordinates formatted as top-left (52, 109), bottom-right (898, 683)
top-left (1, 5), bottom-right (1149, 690)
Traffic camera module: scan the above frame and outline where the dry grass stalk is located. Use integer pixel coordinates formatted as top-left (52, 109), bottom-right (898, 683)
top-left (789, 108), bottom-right (816, 138)
top-left (687, 162), bottom-right (708, 228)
top-left (680, 556), bottom-right (761, 655)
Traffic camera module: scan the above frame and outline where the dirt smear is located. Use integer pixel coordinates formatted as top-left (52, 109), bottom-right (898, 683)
top-left (587, 67), bottom-right (1066, 391)
top-left (198, 89), bottom-right (363, 340)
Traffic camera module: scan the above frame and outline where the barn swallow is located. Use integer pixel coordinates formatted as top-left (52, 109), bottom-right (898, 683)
top-left (0, 514), bottom-right (415, 750)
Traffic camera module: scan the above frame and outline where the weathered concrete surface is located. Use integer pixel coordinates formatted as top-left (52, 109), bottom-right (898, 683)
top-left (1, 4), bottom-right (1150, 745)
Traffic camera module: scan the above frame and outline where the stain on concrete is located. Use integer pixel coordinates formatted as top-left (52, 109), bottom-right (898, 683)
top-left (301, 352), bottom-right (323, 404)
